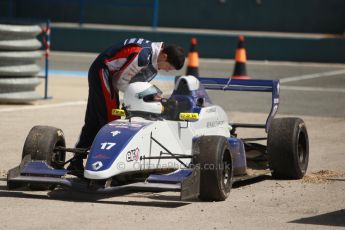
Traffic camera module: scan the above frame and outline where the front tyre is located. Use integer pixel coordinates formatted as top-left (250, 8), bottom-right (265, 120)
top-left (267, 118), bottom-right (309, 179)
top-left (22, 125), bottom-right (66, 190)
top-left (195, 136), bottom-right (232, 201)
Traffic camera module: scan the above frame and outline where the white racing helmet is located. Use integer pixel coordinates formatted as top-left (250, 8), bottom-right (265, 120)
top-left (124, 82), bottom-right (163, 114)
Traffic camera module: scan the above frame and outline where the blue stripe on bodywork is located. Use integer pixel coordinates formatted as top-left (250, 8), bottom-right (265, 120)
top-left (86, 121), bottom-right (149, 171)
top-left (21, 161), bottom-right (67, 176)
top-left (147, 169), bottom-right (193, 183)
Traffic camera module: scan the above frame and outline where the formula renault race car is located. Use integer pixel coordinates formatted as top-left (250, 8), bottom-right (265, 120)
top-left (7, 75), bottom-right (309, 201)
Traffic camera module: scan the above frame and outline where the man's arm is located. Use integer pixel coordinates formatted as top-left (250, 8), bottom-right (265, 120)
top-left (110, 46), bottom-right (156, 92)
top-left (103, 45), bottom-right (142, 92)
top-left (130, 65), bottom-right (157, 83)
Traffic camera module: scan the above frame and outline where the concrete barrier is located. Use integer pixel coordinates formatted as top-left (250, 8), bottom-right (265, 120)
top-left (51, 25), bottom-right (345, 63)
top-left (0, 24), bottom-right (42, 103)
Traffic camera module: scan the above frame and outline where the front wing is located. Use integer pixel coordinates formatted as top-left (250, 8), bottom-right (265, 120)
top-left (7, 160), bottom-right (200, 201)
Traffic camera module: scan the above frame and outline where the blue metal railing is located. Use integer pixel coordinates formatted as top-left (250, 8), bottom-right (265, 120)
top-left (6, 0), bottom-right (160, 30)
top-left (151, 0), bottom-right (159, 30)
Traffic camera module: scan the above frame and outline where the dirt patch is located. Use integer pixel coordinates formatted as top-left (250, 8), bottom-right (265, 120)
top-left (302, 170), bottom-right (345, 184)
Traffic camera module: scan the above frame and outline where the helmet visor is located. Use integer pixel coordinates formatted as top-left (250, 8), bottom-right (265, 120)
top-left (136, 85), bottom-right (162, 101)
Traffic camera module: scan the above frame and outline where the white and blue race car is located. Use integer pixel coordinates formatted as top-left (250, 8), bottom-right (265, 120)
top-left (7, 75), bottom-right (309, 201)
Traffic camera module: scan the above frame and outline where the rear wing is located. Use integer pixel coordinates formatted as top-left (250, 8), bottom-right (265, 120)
top-left (198, 77), bottom-right (280, 132)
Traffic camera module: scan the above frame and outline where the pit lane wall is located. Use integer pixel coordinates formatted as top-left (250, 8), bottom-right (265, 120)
top-left (1, 0), bottom-right (344, 63)
top-left (2, 0), bottom-right (345, 34)
top-left (50, 25), bottom-right (345, 63)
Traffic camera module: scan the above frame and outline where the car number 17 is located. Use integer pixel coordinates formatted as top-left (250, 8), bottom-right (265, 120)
top-left (100, 142), bottom-right (116, 150)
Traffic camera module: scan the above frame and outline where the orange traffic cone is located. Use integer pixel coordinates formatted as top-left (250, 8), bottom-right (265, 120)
top-left (231, 35), bottom-right (250, 80)
top-left (186, 37), bottom-right (199, 77)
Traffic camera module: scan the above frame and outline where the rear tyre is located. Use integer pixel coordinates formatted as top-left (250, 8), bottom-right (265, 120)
top-left (267, 118), bottom-right (309, 179)
top-left (22, 125), bottom-right (66, 190)
top-left (195, 136), bottom-right (232, 201)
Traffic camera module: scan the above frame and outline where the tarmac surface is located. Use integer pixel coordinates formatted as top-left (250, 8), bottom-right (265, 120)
top-left (0, 52), bottom-right (344, 230)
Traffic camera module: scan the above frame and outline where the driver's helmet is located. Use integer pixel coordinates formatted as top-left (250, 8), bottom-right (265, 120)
top-left (124, 82), bottom-right (163, 114)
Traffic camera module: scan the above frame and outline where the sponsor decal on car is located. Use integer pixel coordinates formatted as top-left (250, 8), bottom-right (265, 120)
top-left (126, 147), bottom-right (140, 162)
top-left (207, 120), bottom-right (225, 128)
top-left (112, 109), bottom-right (125, 116)
top-left (92, 161), bottom-right (103, 170)
top-left (179, 113), bottom-right (199, 120)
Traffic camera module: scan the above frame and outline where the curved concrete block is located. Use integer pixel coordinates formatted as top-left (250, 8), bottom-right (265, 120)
top-left (0, 24), bottom-right (41, 38)
top-left (0, 51), bottom-right (42, 66)
top-left (0, 23), bottom-right (43, 103)
top-left (0, 77), bottom-right (41, 93)
top-left (0, 64), bottom-right (40, 76)
top-left (0, 39), bottom-right (41, 51)
top-left (0, 91), bottom-right (41, 103)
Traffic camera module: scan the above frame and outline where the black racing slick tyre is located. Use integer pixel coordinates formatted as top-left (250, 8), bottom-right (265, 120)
top-left (195, 136), bottom-right (232, 201)
top-left (267, 118), bottom-right (309, 179)
top-left (22, 125), bottom-right (66, 190)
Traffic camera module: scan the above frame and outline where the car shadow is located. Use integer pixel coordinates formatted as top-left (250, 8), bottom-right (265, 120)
top-left (0, 174), bottom-right (274, 204)
top-left (0, 171), bottom-right (190, 207)
top-left (289, 209), bottom-right (345, 227)
top-left (232, 175), bottom-right (271, 188)
top-left (1, 178), bottom-right (263, 204)
top-left (147, 175), bottom-right (272, 203)
top-left (0, 187), bottom-right (190, 208)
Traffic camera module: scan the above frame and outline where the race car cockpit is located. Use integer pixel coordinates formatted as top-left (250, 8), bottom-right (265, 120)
top-left (123, 76), bottom-right (209, 121)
